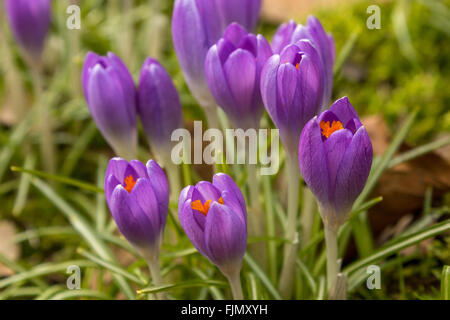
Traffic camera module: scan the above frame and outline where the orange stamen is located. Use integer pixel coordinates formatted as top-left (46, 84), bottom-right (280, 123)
top-left (295, 63), bottom-right (300, 70)
top-left (124, 175), bottom-right (137, 193)
top-left (320, 120), bottom-right (344, 139)
top-left (191, 197), bottom-right (224, 216)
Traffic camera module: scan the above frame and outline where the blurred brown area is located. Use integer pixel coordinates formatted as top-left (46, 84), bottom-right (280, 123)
top-left (261, 0), bottom-right (360, 22)
top-left (363, 115), bottom-right (450, 242)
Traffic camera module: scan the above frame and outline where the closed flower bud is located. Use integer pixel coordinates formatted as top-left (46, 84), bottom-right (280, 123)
top-left (205, 23), bottom-right (272, 129)
top-left (298, 97), bottom-right (373, 229)
top-left (82, 52), bottom-right (137, 160)
top-left (272, 16), bottom-right (335, 109)
top-left (138, 58), bottom-right (183, 158)
top-left (5, 0), bottom-right (51, 62)
top-left (105, 158), bottom-right (169, 259)
top-left (260, 40), bottom-right (324, 155)
top-left (178, 173), bottom-right (247, 276)
top-left (171, 0), bottom-right (261, 108)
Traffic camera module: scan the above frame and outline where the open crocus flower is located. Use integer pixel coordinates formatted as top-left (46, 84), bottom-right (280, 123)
top-left (172, 0), bottom-right (262, 109)
top-left (261, 40), bottom-right (324, 156)
top-left (82, 52), bottom-right (137, 160)
top-left (5, 0), bottom-right (51, 62)
top-left (298, 97), bottom-right (373, 229)
top-left (271, 16), bottom-right (335, 109)
top-left (205, 23), bottom-right (272, 129)
top-left (178, 173), bottom-right (247, 278)
top-left (105, 158), bottom-right (169, 260)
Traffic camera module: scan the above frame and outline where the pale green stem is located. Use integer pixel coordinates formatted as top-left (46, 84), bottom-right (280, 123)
top-left (31, 64), bottom-right (56, 174)
top-left (225, 271), bottom-right (243, 300)
top-left (300, 187), bottom-right (316, 246)
top-left (147, 255), bottom-right (166, 300)
top-left (247, 163), bottom-right (267, 270)
top-left (278, 153), bottom-right (300, 298)
top-left (324, 223), bottom-right (339, 299)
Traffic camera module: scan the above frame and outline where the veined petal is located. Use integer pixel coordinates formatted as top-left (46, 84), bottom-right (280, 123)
top-left (110, 186), bottom-right (158, 249)
top-left (333, 126), bottom-right (373, 222)
top-left (179, 199), bottom-right (209, 257)
top-left (329, 96), bottom-right (358, 127)
top-left (298, 118), bottom-right (330, 206)
top-left (204, 202), bottom-right (246, 267)
top-left (213, 173), bottom-right (247, 222)
top-left (130, 179), bottom-right (161, 232)
top-left (323, 128), bottom-right (353, 196)
top-left (223, 49), bottom-right (257, 116)
top-left (146, 160), bottom-right (169, 224)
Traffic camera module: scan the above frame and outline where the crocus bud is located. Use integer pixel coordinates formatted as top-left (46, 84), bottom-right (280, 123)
top-left (171, 0), bottom-right (262, 108)
top-left (138, 58), bottom-right (183, 159)
top-left (82, 52), bottom-right (137, 160)
top-left (205, 23), bottom-right (272, 129)
top-left (260, 40), bottom-right (323, 156)
top-left (178, 173), bottom-right (247, 277)
top-left (271, 16), bottom-right (335, 109)
top-left (5, 0), bottom-right (51, 62)
top-left (105, 158), bottom-right (169, 260)
top-left (298, 97), bottom-right (373, 229)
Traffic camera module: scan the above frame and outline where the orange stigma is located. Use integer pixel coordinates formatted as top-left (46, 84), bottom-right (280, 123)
top-left (124, 175), bottom-right (137, 193)
top-left (295, 63), bottom-right (299, 70)
top-left (320, 120), bottom-right (344, 139)
top-left (191, 197), bottom-right (224, 216)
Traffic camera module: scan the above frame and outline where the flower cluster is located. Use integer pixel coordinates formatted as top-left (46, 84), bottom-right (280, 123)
top-left (5, 0), bottom-right (374, 301)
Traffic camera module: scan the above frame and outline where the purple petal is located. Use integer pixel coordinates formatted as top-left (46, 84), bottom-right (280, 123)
top-left (109, 186), bottom-right (158, 250)
top-left (146, 160), bottom-right (169, 225)
top-left (195, 181), bottom-right (222, 201)
top-left (329, 96), bottom-right (358, 127)
top-left (129, 160), bottom-right (148, 179)
top-left (298, 118), bottom-right (330, 206)
top-left (179, 199), bottom-right (209, 258)
top-left (105, 157), bottom-right (129, 182)
top-left (212, 173), bottom-right (247, 222)
top-left (204, 202), bottom-right (247, 268)
top-left (205, 44), bottom-right (237, 118)
top-left (217, 0), bottom-right (261, 32)
top-left (178, 185), bottom-right (194, 212)
top-left (333, 126), bottom-right (373, 220)
top-left (86, 63), bottom-right (136, 154)
top-left (223, 49), bottom-right (257, 117)
top-left (105, 174), bottom-right (120, 207)
top-left (271, 20), bottom-right (297, 53)
top-left (6, 0), bottom-right (51, 57)
top-left (223, 23), bottom-right (248, 46)
top-left (130, 178), bottom-right (162, 234)
top-left (323, 128), bottom-right (353, 195)
top-left (138, 58), bottom-right (183, 151)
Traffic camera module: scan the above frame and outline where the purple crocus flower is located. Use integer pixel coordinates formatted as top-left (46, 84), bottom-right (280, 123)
top-left (5, 0), bottom-right (51, 61)
top-left (105, 158), bottom-right (169, 259)
top-left (298, 97), bottom-right (373, 228)
top-left (205, 23), bottom-right (272, 129)
top-left (271, 16), bottom-right (335, 109)
top-left (138, 58), bottom-right (183, 157)
top-left (172, 0), bottom-right (262, 108)
top-left (178, 173), bottom-right (247, 276)
top-left (260, 40), bottom-right (324, 155)
top-left (82, 52), bottom-right (137, 160)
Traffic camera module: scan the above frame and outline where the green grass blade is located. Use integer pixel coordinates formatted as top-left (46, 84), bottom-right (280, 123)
top-left (345, 219), bottom-right (450, 276)
top-left (442, 266), bottom-right (450, 300)
top-left (12, 152), bottom-right (36, 216)
top-left (77, 248), bottom-right (146, 286)
top-left (12, 166), bottom-right (103, 193)
top-left (50, 289), bottom-right (111, 300)
top-left (0, 260), bottom-right (93, 289)
top-left (137, 280), bottom-right (227, 295)
top-left (30, 178), bottom-right (135, 299)
top-left (244, 253), bottom-right (282, 300)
